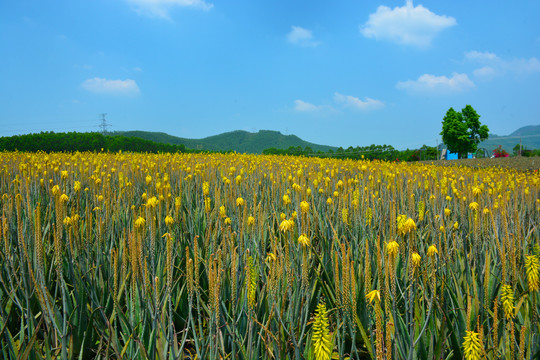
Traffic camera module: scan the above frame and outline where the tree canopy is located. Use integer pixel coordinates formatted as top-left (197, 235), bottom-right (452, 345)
top-left (440, 105), bottom-right (489, 158)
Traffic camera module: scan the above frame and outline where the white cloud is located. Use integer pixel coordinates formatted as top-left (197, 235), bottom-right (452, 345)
top-left (466, 50), bottom-right (540, 78)
top-left (81, 78), bottom-right (140, 95)
top-left (287, 26), bottom-right (319, 47)
top-left (396, 73), bottom-right (474, 94)
top-left (473, 66), bottom-right (497, 79)
top-left (510, 57), bottom-right (540, 73)
top-left (126, 0), bottom-right (212, 19)
top-left (360, 0), bottom-right (456, 47)
top-left (294, 99), bottom-right (321, 112)
top-left (334, 93), bottom-right (384, 111)
top-left (465, 51), bottom-right (498, 62)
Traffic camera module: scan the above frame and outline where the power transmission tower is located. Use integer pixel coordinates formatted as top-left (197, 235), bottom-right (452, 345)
top-left (99, 114), bottom-right (111, 135)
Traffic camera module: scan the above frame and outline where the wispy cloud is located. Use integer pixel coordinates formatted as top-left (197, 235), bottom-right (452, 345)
top-left (81, 78), bottom-right (140, 95)
top-left (287, 26), bottom-right (320, 47)
top-left (334, 93), bottom-right (384, 111)
top-left (396, 73), bottom-right (474, 94)
top-left (360, 0), bottom-right (456, 48)
top-left (294, 93), bottom-right (384, 113)
top-left (465, 50), bottom-right (498, 62)
top-left (465, 50), bottom-right (540, 78)
top-left (294, 99), bottom-right (322, 112)
top-left (126, 0), bottom-right (213, 19)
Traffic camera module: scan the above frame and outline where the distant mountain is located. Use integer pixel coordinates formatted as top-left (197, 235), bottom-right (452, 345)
top-left (509, 125), bottom-right (540, 137)
top-left (113, 130), bottom-right (337, 154)
top-left (479, 124), bottom-right (540, 152)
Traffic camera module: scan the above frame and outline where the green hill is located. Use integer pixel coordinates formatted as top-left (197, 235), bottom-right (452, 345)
top-left (509, 125), bottom-right (540, 137)
top-left (478, 125), bottom-right (540, 153)
top-left (113, 130), bottom-right (336, 154)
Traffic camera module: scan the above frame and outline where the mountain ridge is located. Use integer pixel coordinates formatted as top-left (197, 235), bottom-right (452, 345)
top-left (113, 129), bottom-right (337, 154)
top-left (113, 124), bottom-right (540, 154)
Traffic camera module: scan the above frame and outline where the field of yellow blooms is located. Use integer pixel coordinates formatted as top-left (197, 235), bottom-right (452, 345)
top-left (0, 151), bottom-right (539, 360)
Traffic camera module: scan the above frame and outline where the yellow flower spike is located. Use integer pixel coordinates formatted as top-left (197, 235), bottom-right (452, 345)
top-left (51, 185), bottom-right (60, 196)
top-left (312, 302), bottom-right (333, 360)
top-left (146, 196), bottom-right (158, 208)
top-left (74, 181), bottom-right (81, 192)
top-left (135, 216), bottom-right (146, 229)
top-left (298, 234), bottom-right (310, 247)
top-left (326, 197), bottom-right (333, 205)
top-left (300, 201), bottom-right (310, 213)
top-left (463, 331), bottom-right (483, 360)
top-left (525, 255), bottom-right (540, 292)
top-left (453, 221), bottom-right (459, 230)
top-left (469, 202), bottom-right (479, 211)
top-left (500, 284), bottom-right (515, 319)
top-left (386, 241), bottom-right (399, 258)
top-left (224, 217), bottom-right (231, 225)
top-left (439, 225), bottom-right (445, 232)
top-left (404, 218), bottom-right (416, 233)
top-left (204, 197), bottom-right (211, 212)
top-left (282, 194), bottom-right (291, 206)
top-left (482, 207), bottom-right (490, 215)
top-left (279, 219), bottom-right (294, 232)
top-left (202, 181), bottom-right (209, 196)
top-left (247, 216), bottom-right (255, 226)
top-left (427, 245), bottom-right (438, 257)
top-left (165, 215), bottom-right (174, 226)
top-left (444, 208), bottom-right (451, 217)
top-left (365, 289), bottom-right (381, 304)
top-left (60, 194), bottom-right (69, 203)
top-left (236, 197), bottom-right (244, 207)
top-left (219, 205), bottom-right (227, 218)
top-left (265, 252), bottom-right (276, 262)
top-left (411, 252), bottom-right (421, 268)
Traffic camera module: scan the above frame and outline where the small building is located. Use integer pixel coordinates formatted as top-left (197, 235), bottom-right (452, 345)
top-left (438, 146), bottom-right (473, 160)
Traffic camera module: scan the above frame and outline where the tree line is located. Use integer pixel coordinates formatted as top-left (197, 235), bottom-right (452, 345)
top-left (0, 131), bottom-right (444, 162)
top-left (263, 144), bottom-right (439, 162)
top-left (0, 132), bottom-right (187, 153)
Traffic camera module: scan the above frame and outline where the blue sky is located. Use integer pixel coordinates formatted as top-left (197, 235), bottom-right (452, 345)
top-left (1, 0), bottom-right (539, 149)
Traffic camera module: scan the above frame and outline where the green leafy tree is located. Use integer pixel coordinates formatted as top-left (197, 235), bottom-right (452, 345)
top-left (440, 105), bottom-right (489, 159)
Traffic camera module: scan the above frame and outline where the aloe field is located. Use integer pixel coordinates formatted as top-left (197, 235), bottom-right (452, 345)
top-left (0, 151), bottom-right (539, 359)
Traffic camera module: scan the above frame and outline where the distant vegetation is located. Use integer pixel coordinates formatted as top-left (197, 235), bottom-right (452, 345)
top-left (264, 144), bottom-right (439, 162)
top-left (0, 132), bottom-right (187, 153)
top-left (113, 130), bottom-right (336, 154)
top-left (2, 125), bottom-right (539, 162)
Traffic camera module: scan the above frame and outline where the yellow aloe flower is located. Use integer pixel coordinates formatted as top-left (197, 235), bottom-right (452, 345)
top-left (365, 289), bottom-right (381, 304)
top-left (427, 245), bottom-right (438, 257)
top-left (463, 331), bottom-right (483, 360)
top-left (236, 197), bottom-right (244, 207)
top-left (386, 241), bottom-right (399, 258)
top-left (298, 234), bottom-right (310, 247)
top-left (411, 252), bottom-right (421, 268)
